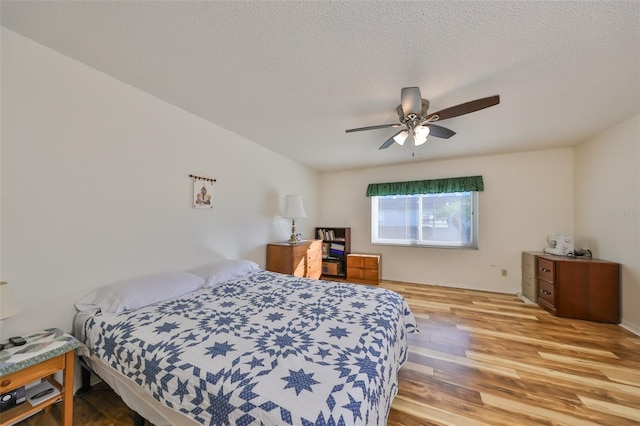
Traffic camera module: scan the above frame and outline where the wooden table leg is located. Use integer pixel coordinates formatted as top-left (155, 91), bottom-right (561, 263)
top-left (62, 351), bottom-right (75, 426)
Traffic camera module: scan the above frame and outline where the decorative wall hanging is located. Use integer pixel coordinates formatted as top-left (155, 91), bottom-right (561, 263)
top-left (190, 174), bottom-right (216, 209)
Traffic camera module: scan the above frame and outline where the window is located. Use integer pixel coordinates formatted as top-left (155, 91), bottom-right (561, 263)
top-left (371, 192), bottom-right (478, 248)
top-left (367, 176), bottom-right (483, 249)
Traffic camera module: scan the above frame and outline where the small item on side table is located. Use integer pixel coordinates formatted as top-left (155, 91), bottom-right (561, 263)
top-left (27, 381), bottom-right (60, 406)
top-left (8, 337), bottom-right (26, 347)
top-left (0, 387), bottom-right (25, 412)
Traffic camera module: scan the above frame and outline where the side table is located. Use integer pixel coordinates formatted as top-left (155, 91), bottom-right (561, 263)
top-left (0, 328), bottom-right (84, 426)
top-left (347, 253), bottom-right (381, 285)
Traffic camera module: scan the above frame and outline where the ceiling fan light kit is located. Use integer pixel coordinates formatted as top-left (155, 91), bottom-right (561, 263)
top-left (393, 125), bottom-right (430, 146)
top-left (393, 130), bottom-right (408, 146)
top-left (346, 87), bottom-right (500, 150)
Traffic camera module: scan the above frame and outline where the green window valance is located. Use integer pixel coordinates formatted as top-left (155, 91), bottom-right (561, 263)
top-left (366, 175), bottom-right (484, 197)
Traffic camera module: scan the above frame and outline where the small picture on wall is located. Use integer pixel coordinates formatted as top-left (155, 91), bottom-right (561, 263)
top-left (193, 180), bottom-right (214, 209)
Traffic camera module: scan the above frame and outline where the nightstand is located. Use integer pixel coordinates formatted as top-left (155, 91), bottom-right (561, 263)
top-left (0, 328), bottom-right (83, 426)
top-left (266, 240), bottom-right (322, 279)
top-left (347, 253), bottom-right (381, 285)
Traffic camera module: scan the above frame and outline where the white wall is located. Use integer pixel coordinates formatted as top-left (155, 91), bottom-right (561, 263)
top-left (0, 28), bottom-right (320, 338)
top-left (574, 114), bottom-right (640, 333)
top-left (319, 148), bottom-right (574, 294)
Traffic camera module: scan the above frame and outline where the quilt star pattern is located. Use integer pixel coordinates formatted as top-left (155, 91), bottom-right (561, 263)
top-left (82, 270), bottom-right (417, 425)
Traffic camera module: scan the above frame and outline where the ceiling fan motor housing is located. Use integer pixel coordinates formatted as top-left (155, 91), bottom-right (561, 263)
top-left (396, 99), bottom-right (430, 123)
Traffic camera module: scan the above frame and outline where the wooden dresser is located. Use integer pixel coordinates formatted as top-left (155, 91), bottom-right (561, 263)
top-left (266, 240), bottom-right (322, 279)
top-left (521, 251), bottom-right (544, 303)
top-left (346, 253), bottom-right (381, 285)
top-left (536, 254), bottom-right (620, 323)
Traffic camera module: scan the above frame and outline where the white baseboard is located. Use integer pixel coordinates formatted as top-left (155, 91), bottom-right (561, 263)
top-left (620, 320), bottom-right (640, 336)
top-left (516, 292), bottom-right (536, 305)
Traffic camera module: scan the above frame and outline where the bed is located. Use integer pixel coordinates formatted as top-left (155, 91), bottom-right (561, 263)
top-left (74, 261), bottom-right (417, 425)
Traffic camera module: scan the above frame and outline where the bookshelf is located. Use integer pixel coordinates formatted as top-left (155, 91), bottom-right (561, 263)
top-left (315, 227), bottom-right (351, 278)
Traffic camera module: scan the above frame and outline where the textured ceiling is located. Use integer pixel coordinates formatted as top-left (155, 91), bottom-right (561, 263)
top-left (2, 1), bottom-right (639, 172)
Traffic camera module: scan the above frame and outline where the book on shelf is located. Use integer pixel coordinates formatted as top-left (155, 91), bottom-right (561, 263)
top-left (317, 228), bottom-right (338, 241)
top-left (316, 228), bottom-right (348, 243)
top-left (330, 242), bottom-right (345, 250)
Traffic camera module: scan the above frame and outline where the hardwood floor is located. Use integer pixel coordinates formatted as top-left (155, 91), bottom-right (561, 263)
top-left (385, 281), bottom-right (640, 426)
top-left (18, 281), bottom-right (640, 425)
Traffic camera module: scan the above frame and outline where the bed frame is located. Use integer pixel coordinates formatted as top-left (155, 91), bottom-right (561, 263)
top-left (76, 361), bottom-right (146, 426)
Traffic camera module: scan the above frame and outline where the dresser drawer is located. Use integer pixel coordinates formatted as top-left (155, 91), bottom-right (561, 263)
top-left (538, 279), bottom-right (555, 306)
top-left (364, 268), bottom-right (379, 282)
top-left (0, 356), bottom-right (64, 391)
top-left (522, 252), bottom-right (537, 274)
top-left (347, 255), bottom-right (364, 268)
top-left (522, 278), bottom-right (537, 302)
top-left (523, 271), bottom-right (536, 285)
top-left (347, 267), bottom-right (364, 280)
top-left (347, 254), bottom-right (380, 268)
top-left (293, 261), bottom-right (306, 277)
top-left (307, 250), bottom-right (321, 264)
top-left (537, 257), bottom-right (555, 283)
top-left (363, 257), bottom-right (379, 269)
top-left (307, 260), bottom-right (322, 279)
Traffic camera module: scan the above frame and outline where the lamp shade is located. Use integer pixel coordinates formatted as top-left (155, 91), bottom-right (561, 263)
top-left (414, 125), bottom-right (430, 146)
top-left (393, 130), bottom-right (408, 146)
top-left (283, 195), bottom-right (307, 219)
top-left (0, 281), bottom-right (20, 320)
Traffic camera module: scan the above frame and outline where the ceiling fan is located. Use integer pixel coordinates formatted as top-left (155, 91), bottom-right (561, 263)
top-left (345, 87), bottom-right (500, 150)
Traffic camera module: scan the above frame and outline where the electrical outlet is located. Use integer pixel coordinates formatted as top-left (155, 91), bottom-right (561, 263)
top-left (501, 269), bottom-right (507, 277)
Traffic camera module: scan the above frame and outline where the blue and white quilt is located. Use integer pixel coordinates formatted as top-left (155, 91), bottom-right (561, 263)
top-left (82, 270), bottom-right (417, 425)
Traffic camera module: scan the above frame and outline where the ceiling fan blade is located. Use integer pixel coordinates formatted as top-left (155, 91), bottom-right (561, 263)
top-left (345, 123), bottom-right (400, 133)
top-left (379, 130), bottom-right (404, 150)
top-left (401, 87), bottom-right (422, 116)
top-left (427, 95), bottom-right (500, 121)
top-left (427, 124), bottom-right (456, 139)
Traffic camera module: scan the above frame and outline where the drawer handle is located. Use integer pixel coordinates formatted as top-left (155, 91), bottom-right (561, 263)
top-left (540, 268), bottom-right (550, 272)
top-left (1, 379), bottom-right (10, 387)
top-left (541, 290), bottom-right (551, 295)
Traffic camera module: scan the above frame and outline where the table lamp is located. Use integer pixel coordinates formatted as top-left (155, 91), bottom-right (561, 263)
top-left (283, 195), bottom-right (307, 244)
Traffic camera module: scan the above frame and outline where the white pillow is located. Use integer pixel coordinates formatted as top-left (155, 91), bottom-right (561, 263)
top-left (75, 271), bottom-right (205, 314)
top-left (187, 259), bottom-right (260, 287)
